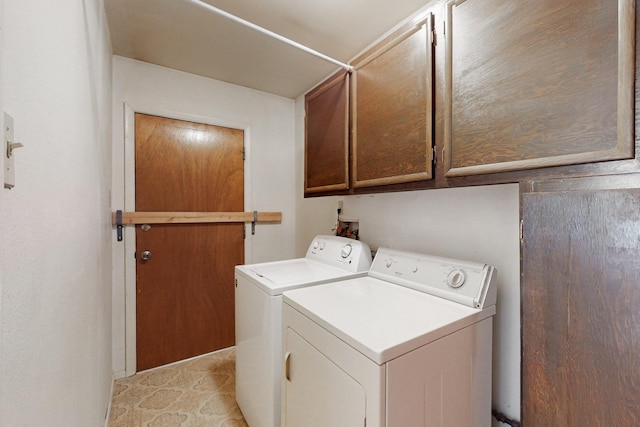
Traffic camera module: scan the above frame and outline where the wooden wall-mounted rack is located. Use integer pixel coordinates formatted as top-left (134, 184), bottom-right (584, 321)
top-left (112, 210), bottom-right (282, 241)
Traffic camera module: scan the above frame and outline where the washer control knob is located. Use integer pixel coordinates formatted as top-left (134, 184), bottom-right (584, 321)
top-left (447, 269), bottom-right (466, 288)
top-left (319, 242), bottom-right (326, 250)
top-left (341, 243), bottom-right (352, 258)
top-left (385, 259), bottom-right (393, 268)
top-left (313, 241), bottom-right (319, 249)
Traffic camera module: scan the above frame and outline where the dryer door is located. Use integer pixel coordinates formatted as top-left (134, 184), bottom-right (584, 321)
top-left (283, 328), bottom-right (366, 427)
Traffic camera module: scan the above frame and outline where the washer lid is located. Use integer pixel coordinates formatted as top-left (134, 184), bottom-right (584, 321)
top-left (283, 277), bottom-right (496, 365)
top-left (235, 259), bottom-right (367, 296)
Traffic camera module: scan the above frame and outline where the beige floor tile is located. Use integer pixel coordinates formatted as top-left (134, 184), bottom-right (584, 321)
top-left (109, 348), bottom-right (248, 427)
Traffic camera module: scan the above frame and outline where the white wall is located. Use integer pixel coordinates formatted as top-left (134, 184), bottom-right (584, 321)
top-left (111, 56), bottom-right (297, 377)
top-left (0, 1), bottom-right (4, 422)
top-left (1, 0), bottom-right (113, 425)
top-left (294, 98), bottom-right (521, 423)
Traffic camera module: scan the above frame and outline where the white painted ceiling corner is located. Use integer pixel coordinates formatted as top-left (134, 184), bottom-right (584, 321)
top-left (104, 0), bottom-right (433, 98)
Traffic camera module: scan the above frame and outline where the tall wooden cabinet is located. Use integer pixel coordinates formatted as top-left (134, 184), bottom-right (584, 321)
top-left (444, 0), bottom-right (635, 177)
top-left (521, 175), bottom-right (640, 425)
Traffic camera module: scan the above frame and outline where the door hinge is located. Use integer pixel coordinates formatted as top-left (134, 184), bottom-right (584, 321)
top-left (430, 13), bottom-right (436, 46)
top-left (243, 225), bottom-right (246, 239)
top-left (519, 219), bottom-right (524, 243)
top-left (243, 146), bottom-right (246, 161)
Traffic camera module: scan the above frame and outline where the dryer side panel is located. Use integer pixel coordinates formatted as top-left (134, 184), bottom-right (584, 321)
top-left (235, 274), bottom-right (280, 427)
top-left (386, 318), bottom-right (493, 427)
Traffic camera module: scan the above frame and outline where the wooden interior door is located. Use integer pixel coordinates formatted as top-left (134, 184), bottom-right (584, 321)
top-left (135, 113), bottom-right (244, 371)
top-left (521, 176), bottom-right (640, 425)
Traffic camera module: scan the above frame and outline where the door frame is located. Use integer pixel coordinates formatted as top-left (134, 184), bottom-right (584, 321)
top-left (122, 103), bottom-right (253, 376)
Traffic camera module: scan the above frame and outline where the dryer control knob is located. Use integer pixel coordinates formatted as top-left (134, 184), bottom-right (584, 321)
top-left (341, 243), bottom-right (352, 258)
top-left (447, 269), bottom-right (466, 288)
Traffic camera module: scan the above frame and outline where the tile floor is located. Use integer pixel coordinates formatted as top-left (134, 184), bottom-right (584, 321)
top-left (108, 348), bottom-right (248, 426)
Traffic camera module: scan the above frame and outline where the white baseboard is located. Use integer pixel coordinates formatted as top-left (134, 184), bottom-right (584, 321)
top-left (113, 369), bottom-right (127, 380)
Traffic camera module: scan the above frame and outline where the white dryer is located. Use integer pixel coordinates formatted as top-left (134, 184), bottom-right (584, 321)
top-left (235, 235), bottom-right (372, 427)
top-left (281, 247), bottom-right (497, 427)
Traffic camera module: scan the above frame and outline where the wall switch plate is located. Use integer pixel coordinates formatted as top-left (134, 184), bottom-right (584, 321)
top-left (4, 113), bottom-right (23, 189)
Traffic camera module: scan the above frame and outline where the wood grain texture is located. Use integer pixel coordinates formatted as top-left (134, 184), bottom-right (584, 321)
top-left (304, 71), bottom-right (350, 194)
top-left (112, 211), bottom-right (281, 225)
top-left (135, 113), bottom-right (244, 371)
top-left (444, 0), bottom-right (634, 176)
top-left (304, 2), bottom-right (640, 198)
top-left (352, 17), bottom-right (433, 187)
top-left (521, 184), bottom-right (640, 426)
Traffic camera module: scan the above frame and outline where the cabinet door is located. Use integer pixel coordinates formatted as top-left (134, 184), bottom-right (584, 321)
top-left (304, 71), bottom-right (350, 195)
top-left (282, 328), bottom-right (366, 427)
top-left (445, 0), bottom-right (635, 177)
top-left (521, 176), bottom-right (640, 425)
top-left (352, 15), bottom-right (433, 188)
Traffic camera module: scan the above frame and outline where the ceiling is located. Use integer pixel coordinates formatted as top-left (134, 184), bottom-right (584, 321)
top-left (104, 0), bottom-right (432, 98)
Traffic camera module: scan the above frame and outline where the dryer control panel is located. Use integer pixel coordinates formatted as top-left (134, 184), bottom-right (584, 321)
top-left (306, 235), bottom-right (372, 273)
top-left (369, 248), bottom-right (497, 309)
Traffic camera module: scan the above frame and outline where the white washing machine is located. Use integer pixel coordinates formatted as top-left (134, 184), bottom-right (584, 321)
top-left (281, 247), bottom-right (497, 427)
top-left (235, 235), bottom-right (372, 427)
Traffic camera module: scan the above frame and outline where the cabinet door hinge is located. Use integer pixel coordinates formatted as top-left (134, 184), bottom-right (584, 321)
top-left (243, 225), bottom-right (246, 239)
top-left (519, 219), bottom-right (524, 243)
top-left (243, 146), bottom-right (246, 161)
top-left (430, 14), bottom-right (437, 46)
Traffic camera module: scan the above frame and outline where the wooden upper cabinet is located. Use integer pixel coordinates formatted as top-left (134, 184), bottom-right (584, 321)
top-left (352, 15), bottom-right (434, 188)
top-left (305, 71), bottom-right (350, 195)
top-left (444, 0), bottom-right (635, 177)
